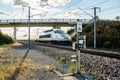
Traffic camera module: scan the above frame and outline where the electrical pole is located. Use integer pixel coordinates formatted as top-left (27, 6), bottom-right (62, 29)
top-left (93, 7), bottom-right (100, 48)
top-left (14, 27), bottom-right (16, 42)
top-left (28, 6), bottom-right (30, 49)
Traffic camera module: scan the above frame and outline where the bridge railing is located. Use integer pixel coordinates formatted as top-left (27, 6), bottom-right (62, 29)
top-left (0, 19), bottom-right (90, 24)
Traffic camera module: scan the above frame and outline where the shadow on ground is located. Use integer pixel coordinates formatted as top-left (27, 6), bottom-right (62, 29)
top-left (8, 47), bottom-right (29, 80)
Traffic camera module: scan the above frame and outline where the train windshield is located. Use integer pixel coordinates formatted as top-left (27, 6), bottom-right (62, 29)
top-left (54, 30), bottom-right (65, 34)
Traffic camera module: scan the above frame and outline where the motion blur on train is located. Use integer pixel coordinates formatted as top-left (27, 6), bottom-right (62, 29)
top-left (36, 29), bottom-right (71, 44)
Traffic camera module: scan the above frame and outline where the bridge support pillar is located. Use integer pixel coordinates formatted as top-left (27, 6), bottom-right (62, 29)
top-left (13, 27), bottom-right (17, 42)
top-left (52, 25), bottom-right (61, 29)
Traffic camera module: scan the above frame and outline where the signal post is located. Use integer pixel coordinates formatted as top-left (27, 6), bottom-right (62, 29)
top-left (76, 20), bottom-right (82, 73)
top-left (72, 19), bottom-right (86, 74)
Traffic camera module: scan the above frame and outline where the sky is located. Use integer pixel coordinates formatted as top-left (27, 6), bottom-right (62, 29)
top-left (0, 0), bottom-right (120, 39)
top-left (0, 0), bottom-right (120, 20)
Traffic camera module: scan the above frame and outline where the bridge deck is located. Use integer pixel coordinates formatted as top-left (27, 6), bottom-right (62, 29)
top-left (0, 19), bottom-right (91, 27)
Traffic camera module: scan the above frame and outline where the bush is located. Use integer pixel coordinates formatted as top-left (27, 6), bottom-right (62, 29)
top-left (84, 24), bottom-right (92, 33)
top-left (103, 41), bottom-right (112, 48)
top-left (67, 20), bottom-right (120, 49)
top-left (67, 28), bottom-right (74, 34)
top-left (0, 30), bottom-right (13, 45)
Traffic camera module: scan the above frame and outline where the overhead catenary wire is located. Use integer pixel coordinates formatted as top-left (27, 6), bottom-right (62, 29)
top-left (21, 5), bottom-right (48, 18)
top-left (98, 5), bottom-right (120, 16)
top-left (98, 7), bottom-right (120, 16)
top-left (101, 4), bottom-right (120, 12)
top-left (79, 8), bottom-right (93, 18)
top-left (20, 0), bottom-right (120, 20)
top-left (51, 0), bottom-right (82, 17)
top-left (61, 0), bottom-right (110, 18)
top-left (83, 0), bottom-right (110, 9)
top-left (86, 1), bottom-right (120, 19)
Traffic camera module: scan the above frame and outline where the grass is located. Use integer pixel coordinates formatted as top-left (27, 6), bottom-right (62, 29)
top-left (59, 57), bottom-right (66, 62)
top-left (16, 59), bottom-right (56, 80)
top-left (0, 42), bottom-right (22, 50)
top-left (45, 52), bottom-right (49, 55)
top-left (21, 60), bottom-right (56, 72)
top-left (0, 44), bottom-right (17, 80)
top-left (0, 73), bottom-right (5, 80)
top-left (0, 58), bottom-right (32, 80)
top-left (0, 53), bottom-right (16, 80)
top-left (91, 70), bottom-right (98, 76)
top-left (1, 45), bottom-right (12, 50)
top-left (68, 61), bottom-right (76, 73)
top-left (0, 43), bottom-right (57, 80)
top-left (0, 52), bottom-right (3, 58)
top-left (10, 53), bottom-right (14, 67)
top-left (0, 47), bottom-right (6, 58)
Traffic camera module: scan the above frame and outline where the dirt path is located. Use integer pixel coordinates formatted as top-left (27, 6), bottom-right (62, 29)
top-left (3, 45), bottom-right (63, 80)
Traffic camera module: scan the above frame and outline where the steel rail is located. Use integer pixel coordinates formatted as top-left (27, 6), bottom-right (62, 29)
top-left (19, 40), bottom-right (120, 59)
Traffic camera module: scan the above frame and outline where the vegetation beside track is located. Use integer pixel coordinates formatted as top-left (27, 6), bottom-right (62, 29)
top-left (0, 43), bottom-right (61, 80)
top-left (67, 20), bottom-right (120, 49)
top-left (0, 30), bottom-right (13, 45)
top-left (0, 43), bottom-right (21, 80)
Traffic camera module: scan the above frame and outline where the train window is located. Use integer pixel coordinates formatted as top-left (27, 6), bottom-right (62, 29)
top-left (44, 29), bottom-right (53, 32)
top-left (54, 31), bottom-right (57, 33)
top-left (39, 34), bottom-right (51, 38)
top-left (55, 30), bottom-right (65, 34)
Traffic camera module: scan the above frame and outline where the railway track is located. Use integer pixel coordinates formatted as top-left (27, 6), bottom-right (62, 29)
top-left (19, 40), bottom-right (120, 59)
top-left (18, 40), bottom-right (120, 79)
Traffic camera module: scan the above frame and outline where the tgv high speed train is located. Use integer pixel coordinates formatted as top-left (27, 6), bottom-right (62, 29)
top-left (37, 29), bottom-right (71, 44)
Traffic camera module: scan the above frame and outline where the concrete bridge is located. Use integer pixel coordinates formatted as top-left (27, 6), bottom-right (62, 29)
top-left (0, 19), bottom-right (91, 28)
top-left (0, 19), bottom-right (91, 41)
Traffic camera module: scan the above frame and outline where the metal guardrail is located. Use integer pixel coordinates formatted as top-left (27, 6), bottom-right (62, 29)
top-left (0, 19), bottom-right (90, 24)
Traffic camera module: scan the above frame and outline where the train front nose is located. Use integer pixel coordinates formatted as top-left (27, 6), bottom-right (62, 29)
top-left (61, 34), bottom-right (71, 41)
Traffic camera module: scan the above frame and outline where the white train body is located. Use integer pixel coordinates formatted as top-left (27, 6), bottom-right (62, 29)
top-left (37, 29), bottom-right (71, 44)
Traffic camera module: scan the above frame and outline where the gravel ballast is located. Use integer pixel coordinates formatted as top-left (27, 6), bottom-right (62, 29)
top-left (32, 44), bottom-right (120, 80)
